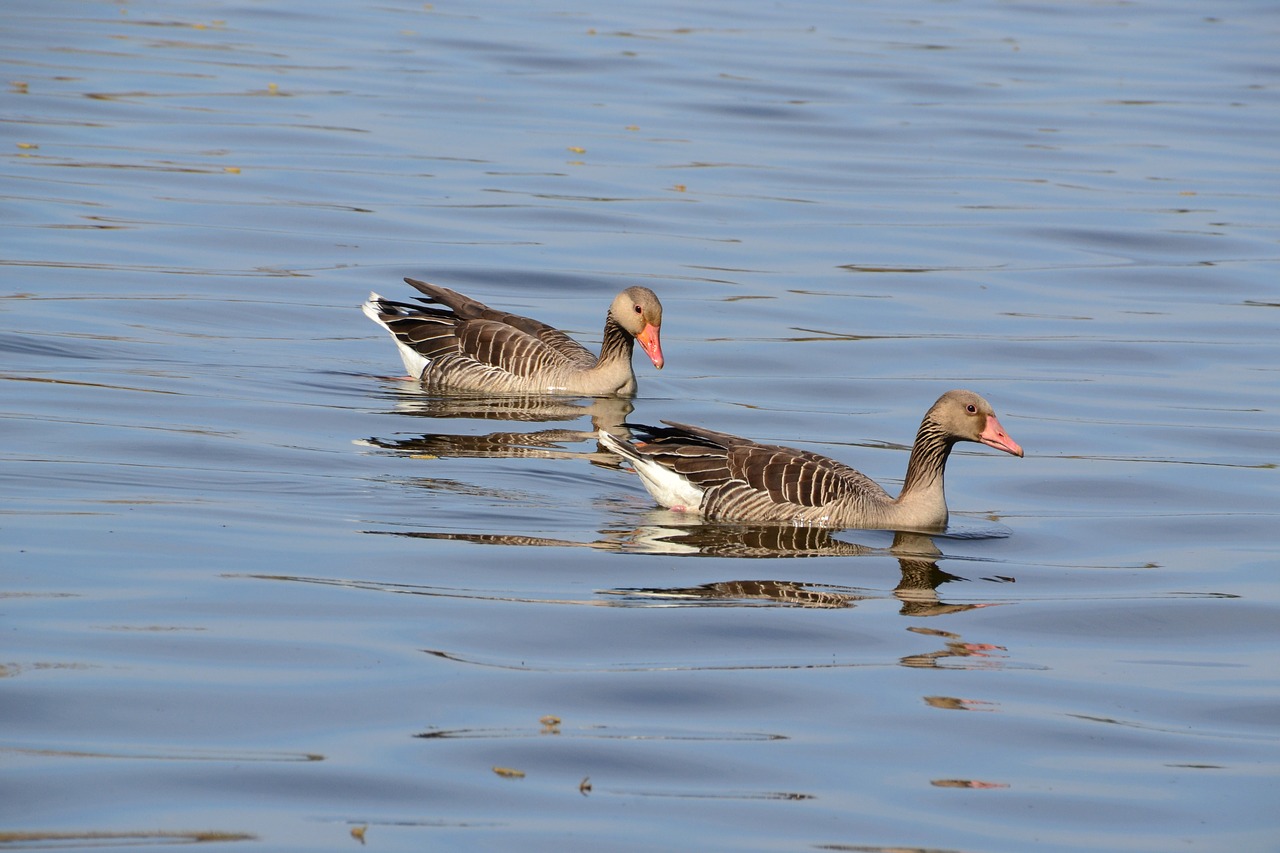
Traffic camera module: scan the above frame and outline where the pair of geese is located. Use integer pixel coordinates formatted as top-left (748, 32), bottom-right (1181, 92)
top-left (364, 279), bottom-right (1023, 532)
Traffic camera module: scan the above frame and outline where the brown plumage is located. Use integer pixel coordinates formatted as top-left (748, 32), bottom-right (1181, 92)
top-left (363, 278), bottom-right (664, 396)
top-left (599, 390), bottom-right (1023, 531)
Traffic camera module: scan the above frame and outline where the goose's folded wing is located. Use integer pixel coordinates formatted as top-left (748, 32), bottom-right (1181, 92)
top-left (638, 422), bottom-right (886, 507)
top-left (406, 277), bottom-right (595, 368)
top-left (379, 311), bottom-right (459, 364)
top-left (453, 319), bottom-right (594, 377)
top-left (727, 444), bottom-right (885, 508)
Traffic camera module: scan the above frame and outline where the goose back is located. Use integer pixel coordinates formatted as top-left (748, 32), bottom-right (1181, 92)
top-left (604, 421), bottom-right (893, 526)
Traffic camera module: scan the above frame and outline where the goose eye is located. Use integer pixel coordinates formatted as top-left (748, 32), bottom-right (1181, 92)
top-left (966, 404), bottom-right (977, 414)
top-left (633, 304), bottom-right (643, 314)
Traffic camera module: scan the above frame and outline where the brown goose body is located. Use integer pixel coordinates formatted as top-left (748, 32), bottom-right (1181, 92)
top-left (363, 278), bottom-right (664, 396)
top-left (599, 390), bottom-right (1023, 531)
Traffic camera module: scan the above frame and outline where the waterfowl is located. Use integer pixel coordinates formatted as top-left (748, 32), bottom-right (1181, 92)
top-left (598, 389), bottom-right (1023, 531)
top-left (363, 278), bottom-right (664, 396)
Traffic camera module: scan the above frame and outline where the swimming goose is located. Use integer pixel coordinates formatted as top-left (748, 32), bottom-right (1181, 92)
top-left (598, 389), bottom-right (1023, 531)
top-left (363, 278), bottom-right (664, 396)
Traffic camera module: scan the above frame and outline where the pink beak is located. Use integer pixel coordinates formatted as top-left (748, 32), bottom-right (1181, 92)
top-left (979, 414), bottom-right (1023, 458)
top-left (636, 323), bottom-right (664, 370)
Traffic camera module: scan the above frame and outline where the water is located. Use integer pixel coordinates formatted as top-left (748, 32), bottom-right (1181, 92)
top-left (3, 0), bottom-right (1278, 850)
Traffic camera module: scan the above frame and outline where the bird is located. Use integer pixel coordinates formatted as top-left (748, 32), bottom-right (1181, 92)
top-left (598, 389), bottom-right (1023, 531)
top-left (363, 277), bottom-right (664, 396)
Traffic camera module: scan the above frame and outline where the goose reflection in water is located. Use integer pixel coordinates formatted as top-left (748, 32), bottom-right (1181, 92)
top-left (370, 524), bottom-right (1004, 617)
top-left (598, 528), bottom-right (988, 616)
top-left (360, 392), bottom-right (635, 462)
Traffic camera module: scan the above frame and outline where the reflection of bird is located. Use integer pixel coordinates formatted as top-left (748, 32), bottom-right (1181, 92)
top-left (901, 626), bottom-right (1007, 668)
top-left (379, 392), bottom-right (633, 427)
top-left (622, 523), bottom-right (877, 558)
top-left (360, 396), bottom-right (635, 463)
top-left (603, 579), bottom-right (871, 609)
top-left (885, 532), bottom-right (985, 617)
top-left (361, 429), bottom-right (598, 461)
top-left (367, 527), bottom-right (1001, 614)
top-left (363, 278), bottom-right (664, 395)
top-left (599, 390), bottom-right (1023, 530)
top-left (600, 530), bottom-right (984, 615)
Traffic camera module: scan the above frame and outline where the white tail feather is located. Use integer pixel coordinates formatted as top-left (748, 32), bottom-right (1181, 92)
top-left (598, 430), bottom-right (705, 512)
top-left (362, 292), bottom-right (430, 378)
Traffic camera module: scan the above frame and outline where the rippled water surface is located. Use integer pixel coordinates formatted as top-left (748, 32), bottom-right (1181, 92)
top-left (3, 1), bottom-right (1278, 850)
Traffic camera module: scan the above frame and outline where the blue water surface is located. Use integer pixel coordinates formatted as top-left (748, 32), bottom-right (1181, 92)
top-left (2, 1), bottom-right (1278, 850)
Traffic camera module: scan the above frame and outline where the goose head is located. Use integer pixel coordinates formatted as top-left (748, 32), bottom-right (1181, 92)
top-left (612, 286), bottom-right (664, 369)
top-left (931, 389), bottom-right (1023, 457)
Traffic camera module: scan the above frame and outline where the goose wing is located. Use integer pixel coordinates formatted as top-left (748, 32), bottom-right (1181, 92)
top-left (404, 277), bottom-right (596, 370)
top-left (648, 421), bottom-right (888, 509)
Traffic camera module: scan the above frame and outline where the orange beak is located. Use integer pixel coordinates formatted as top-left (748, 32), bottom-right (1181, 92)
top-left (636, 323), bottom-right (664, 370)
top-left (979, 414), bottom-right (1023, 458)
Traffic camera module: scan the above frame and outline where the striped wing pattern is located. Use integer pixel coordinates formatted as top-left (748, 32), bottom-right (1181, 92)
top-left (634, 422), bottom-right (889, 521)
top-left (405, 278), bottom-right (597, 371)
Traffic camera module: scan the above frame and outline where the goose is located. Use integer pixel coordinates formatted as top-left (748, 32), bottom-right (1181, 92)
top-left (598, 389), bottom-right (1023, 531)
top-left (363, 278), bottom-right (664, 396)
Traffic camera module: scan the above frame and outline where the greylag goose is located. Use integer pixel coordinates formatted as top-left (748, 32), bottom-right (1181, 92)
top-left (363, 278), bottom-right (664, 395)
top-left (598, 389), bottom-right (1023, 531)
